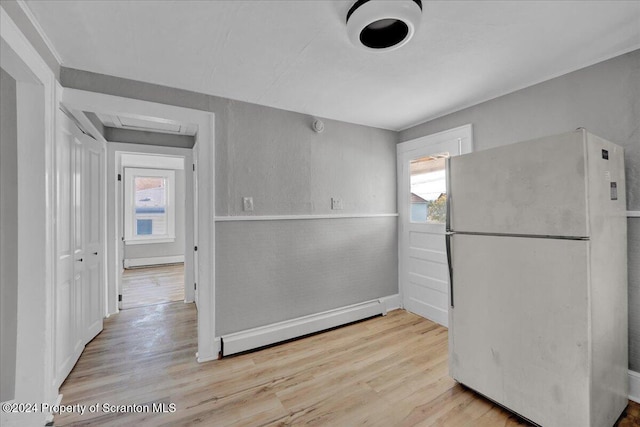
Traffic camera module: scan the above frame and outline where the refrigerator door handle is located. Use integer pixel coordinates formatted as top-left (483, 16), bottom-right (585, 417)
top-left (446, 233), bottom-right (454, 308)
top-left (446, 157), bottom-right (452, 233)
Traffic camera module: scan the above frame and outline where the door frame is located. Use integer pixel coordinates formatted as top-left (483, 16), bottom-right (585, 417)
top-left (397, 124), bottom-right (473, 324)
top-left (1, 6), bottom-right (58, 424)
top-left (60, 89), bottom-right (218, 362)
top-left (115, 149), bottom-right (193, 306)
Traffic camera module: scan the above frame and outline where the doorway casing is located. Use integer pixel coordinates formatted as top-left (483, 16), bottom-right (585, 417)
top-left (397, 124), bottom-right (473, 326)
top-left (61, 88), bottom-right (218, 361)
top-left (1, 6), bottom-right (57, 425)
top-left (115, 148), bottom-right (193, 306)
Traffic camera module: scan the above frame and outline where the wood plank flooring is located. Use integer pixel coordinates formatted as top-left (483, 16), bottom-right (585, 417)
top-left (55, 304), bottom-right (639, 426)
top-left (121, 264), bottom-right (185, 310)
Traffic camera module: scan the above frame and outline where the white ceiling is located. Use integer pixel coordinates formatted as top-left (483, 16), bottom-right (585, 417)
top-left (25, 0), bottom-right (640, 131)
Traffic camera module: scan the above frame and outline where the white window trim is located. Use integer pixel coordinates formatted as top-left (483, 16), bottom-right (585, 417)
top-left (124, 167), bottom-right (176, 245)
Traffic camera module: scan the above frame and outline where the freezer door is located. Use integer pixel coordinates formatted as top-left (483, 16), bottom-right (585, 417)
top-left (449, 234), bottom-right (590, 427)
top-left (449, 131), bottom-right (588, 237)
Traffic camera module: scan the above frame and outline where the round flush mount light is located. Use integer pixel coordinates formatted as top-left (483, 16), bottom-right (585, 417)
top-left (346, 0), bottom-right (422, 51)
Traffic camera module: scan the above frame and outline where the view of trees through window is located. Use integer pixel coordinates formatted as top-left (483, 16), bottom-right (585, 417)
top-left (409, 154), bottom-right (449, 223)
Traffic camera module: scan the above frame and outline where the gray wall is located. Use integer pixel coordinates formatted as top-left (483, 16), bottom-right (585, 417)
top-left (216, 101), bottom-right (398, 334)
top-left (61, 67), bottom-right (398, 336)
top-left (62, 66), bottom-right (399, 333)
top-left (400, 49), bottom-right (640, 371)
top-left (218, 99), bottom-right (396, 216)
top-left (1, 68), bottom-right (18, 402)
top-left (217, 217), bottom-right (397, 334)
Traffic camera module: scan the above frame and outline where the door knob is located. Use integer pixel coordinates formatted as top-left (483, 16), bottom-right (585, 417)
top-left (93, 252), bottom-right (98, 255)
top-left (76, 258), bottom-right (83, 262)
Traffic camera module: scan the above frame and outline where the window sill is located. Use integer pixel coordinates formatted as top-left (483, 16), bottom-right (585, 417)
top-left (124, 237), bottom-right (176, 245)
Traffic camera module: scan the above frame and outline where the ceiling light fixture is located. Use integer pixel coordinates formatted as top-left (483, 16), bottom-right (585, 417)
top-left (346, 0), bottom-right (422, 51)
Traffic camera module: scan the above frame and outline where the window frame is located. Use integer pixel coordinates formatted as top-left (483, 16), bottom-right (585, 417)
top-left (123, 167), bottom-right (176, 245)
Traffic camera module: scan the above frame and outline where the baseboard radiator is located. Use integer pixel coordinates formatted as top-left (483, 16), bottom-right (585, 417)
top-left (220, 299), bottom-right (387, 356)
top-left (124, 255), bottom-right (184, 268)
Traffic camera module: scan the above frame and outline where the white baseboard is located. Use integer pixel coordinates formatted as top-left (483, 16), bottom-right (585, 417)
top-left (44, 394), bottom-right (63, 424)
top-left (221, 298), bottom-right (391, 356)
top-left (124, 255), bottom-right (184, 268)
top-left (196, 337), bottom-right (221, 363)
top-left (380, 294), bottom-right (401, 312)
top-left (630, 370), bottom-right (640, 403)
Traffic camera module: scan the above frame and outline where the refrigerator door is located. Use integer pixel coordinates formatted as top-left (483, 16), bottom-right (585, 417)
top-left (449, 234), bottom-right (590, 427)
top-left (449, 131), bottom-right (589, 237)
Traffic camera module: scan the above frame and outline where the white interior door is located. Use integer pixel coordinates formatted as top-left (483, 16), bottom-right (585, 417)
top-left (397, 125), bottom-right (472, 326)
top-left (82, 136), bottom-right (104, 342)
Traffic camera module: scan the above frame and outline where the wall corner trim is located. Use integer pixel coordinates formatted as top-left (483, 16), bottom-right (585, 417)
top-left (197, 337), bottom-right (221, 363)
top-left (379, 294), bottom-right (401, 312)
top-left (630, 370), bottom-right (640, 403)
top-left (15, 0), bottom-right (63, 65)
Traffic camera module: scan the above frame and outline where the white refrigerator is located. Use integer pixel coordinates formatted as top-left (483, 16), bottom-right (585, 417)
top-left (446, 129), bottom-right (628, 427)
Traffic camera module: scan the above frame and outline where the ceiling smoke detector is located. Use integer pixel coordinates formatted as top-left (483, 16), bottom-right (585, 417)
top-left (346, 0), bottom-right (422, 51)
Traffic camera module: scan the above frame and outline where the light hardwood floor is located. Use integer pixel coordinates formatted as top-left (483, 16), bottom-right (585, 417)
top-left (121, 264), bottom-right (185, 310)
top-left (56, 304), bottom-right (639, 426)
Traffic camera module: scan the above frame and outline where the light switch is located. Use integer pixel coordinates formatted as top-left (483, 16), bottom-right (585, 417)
top-left (243, 197), bottom-right (254, 212)
top-left (331, 197), bottom-right (343, 210)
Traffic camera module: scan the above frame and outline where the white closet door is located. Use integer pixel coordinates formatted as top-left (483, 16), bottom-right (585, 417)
top-left (54, 111), bottom-right (104, 388)
top-left (72, 132), bottom-right (85, 356)
top-left (54, 111), bottom-right (78, 387)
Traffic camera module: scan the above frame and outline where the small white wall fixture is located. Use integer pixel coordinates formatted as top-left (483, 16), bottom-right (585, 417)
top-left (61, 88), bottom-right (218, 362)
top-left (1, 6), bottom-right (58, 426)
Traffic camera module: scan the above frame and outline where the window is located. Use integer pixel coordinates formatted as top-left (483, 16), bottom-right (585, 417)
top-left (409, 153), bottom-right (450, 223)
top-left (124, 168), bottom-right (175, 244)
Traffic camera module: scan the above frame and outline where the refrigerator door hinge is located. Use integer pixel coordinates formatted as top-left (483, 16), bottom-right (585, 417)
top-left (445, 157), bottom-right (452, 233)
